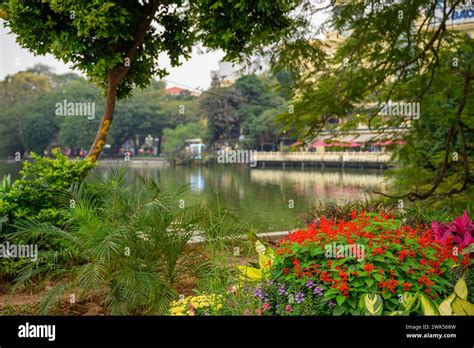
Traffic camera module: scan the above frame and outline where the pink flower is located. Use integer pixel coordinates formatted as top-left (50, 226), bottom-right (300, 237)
top-left (255, 309), bottom-right (262, 316)
top-left (262, 302), bottom-right (270, 312)
top-left (284, 304), bottom-right (292, 313)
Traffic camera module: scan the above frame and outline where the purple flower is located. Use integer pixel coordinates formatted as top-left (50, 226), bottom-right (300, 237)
top-left (278, 285), bottom-right (287, 296)
top-left (295, 292), bottom-right (305, 304)
top-left (328, 300), bottom-right (336, 308)
top-left (267, 280), bottom-right (274, 286)
top-left (253, 288), bottom-right (264, 300)
top-left (306, 279), bottom-right (315, 288)
top-left (313, 286), bottom-right (324, 296)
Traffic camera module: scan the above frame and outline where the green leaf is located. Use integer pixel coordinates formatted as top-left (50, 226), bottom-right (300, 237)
top-left (347, 297), bottom-right (357, 309)
top-left (309, 245), bottom-right (324, 257)
top-left (419, 293), bottom-right (440, 316)
top-left (462, 244), bottom-right (474, 254)
top-left (451, 298), bottom-right (474, 316)
top-left (237, 265), bottom-right (262, 283)
top-left (402, 292), bottom-right (418, 312)
top-left (332, 305), bottom-right (346, 316)
top-left (439, 293), bottom-right (456, 316)
top-left (336, 295), bottom-right (346, 306)
top-left (454, 275), bottom-right (468, 300)
top-left (362, 293), bottom-right (383, 316)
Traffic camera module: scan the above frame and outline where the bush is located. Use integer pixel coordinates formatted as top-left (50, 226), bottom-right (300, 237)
top-left (264, 212), bottom-right (471, 315)
top-left (0, 148), bottom-right (95, 229)
top-left (0, 149), bottom-right (94, 283)
top-left (10, 168), bottom-right (245, 315)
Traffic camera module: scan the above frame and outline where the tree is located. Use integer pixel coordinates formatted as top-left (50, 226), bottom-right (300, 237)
top-left (0, 70), bottom-right (55, 157)
top-left (0, 0), bottom-right (302, 163)
top-left (276, 0), bottom-right (474, 202)
top-left (162, 121), bottom-right (206, 162)
top-left (201, 86), bottom-right (243, 143)
top-left (233, 74), bottom-right (286, 147)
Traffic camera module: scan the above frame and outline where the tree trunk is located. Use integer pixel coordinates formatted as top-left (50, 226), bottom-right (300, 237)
top-left (87, 73), bottom-right (118, 163)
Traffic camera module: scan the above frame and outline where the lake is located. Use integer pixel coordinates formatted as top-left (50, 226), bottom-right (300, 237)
top-left (0, 162), bottom-right (388, 231)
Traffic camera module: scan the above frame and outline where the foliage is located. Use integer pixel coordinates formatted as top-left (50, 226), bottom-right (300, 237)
top-left (0, 0), bottom-right (304, 161)
top-left (0, 150), bottom-right (94, 283)
top-left (162, 122), bottom-right (206, 163)
top-left (269, 212), bottom-right (471, 315)
top-left (201, 86), bottom-right (243, 143)
top-left (0, 149), bottom-right (95, 229)
top-left (275, 1), bottom-right (474, 202)
top-left (202, 74), bottom-right (287, 147)
top-left (304, 197), bottom-right (397, 225)
top-left (169, 294), bottom-right (223, 316)
top-left (237, 240), bottom-right (274, 284)
top-left (8, 168), bottom-right (246, 314)
top-left (432, 210), bottom-right (474, 249)
top-left (438, 274), bottom-right (474, 316)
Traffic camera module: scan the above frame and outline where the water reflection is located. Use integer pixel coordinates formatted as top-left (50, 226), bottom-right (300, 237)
top-left (0, 162), bottom-right (388, 231)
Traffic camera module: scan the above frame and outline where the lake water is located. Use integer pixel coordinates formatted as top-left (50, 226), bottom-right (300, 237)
top-left (0, 162), bottom-right (388, 231)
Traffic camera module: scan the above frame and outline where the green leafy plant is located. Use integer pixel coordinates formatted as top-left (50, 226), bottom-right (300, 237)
top-left (237, 240), bottom-right (275, 284)
top-left (0, 149), bottom-right (95, 230)
top-left (438, 274), bottom-right (474, 316)
top-left (0, 150), bottom-right (95, 283)
top-left (9, 168), bottom-right (240, 315)
top-left (271, 212), bottom-right (470, 315)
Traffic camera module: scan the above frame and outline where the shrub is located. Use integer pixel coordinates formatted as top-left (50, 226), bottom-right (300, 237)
top-left (0, 148), bottom-right (95, 229)
top-left (267, 212), bottom-right (471, 315)
top-left (0, 149), bottom-right (95, 283)
top-left (432, 210), bottom-right (473, 249)
top-left (10, 169), bottom-right (244, 315)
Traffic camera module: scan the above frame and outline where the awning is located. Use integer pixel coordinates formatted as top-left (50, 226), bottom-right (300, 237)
top-left (311, 140), bottom-right (361, 148)
top-left (372, 140), bottom-right (406, 146)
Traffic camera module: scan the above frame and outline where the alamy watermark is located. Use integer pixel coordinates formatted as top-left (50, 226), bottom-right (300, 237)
top-left (0, 242), bottom-right (38, 262)
top-left (217, 149), bottom-right (257, 167)
top-left (55, 99), bottom-right (95, 120)
top-left (379, 100), bottom-right (420, 120)
top-left (325, 242), bottom-right (365, 261)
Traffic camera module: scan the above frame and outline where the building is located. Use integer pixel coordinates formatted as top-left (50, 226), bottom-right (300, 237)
top-left (165, 86), bottom-right (201, 97)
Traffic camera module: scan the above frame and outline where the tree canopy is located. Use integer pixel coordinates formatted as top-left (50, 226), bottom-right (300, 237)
top-left (276, 0), bottom-right (474, 202)
top-left (0, 0), bottom-right (303, 162)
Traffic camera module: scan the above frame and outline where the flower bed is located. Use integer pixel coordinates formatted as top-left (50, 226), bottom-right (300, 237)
top-left (257, 212), bottom-right (472, 315)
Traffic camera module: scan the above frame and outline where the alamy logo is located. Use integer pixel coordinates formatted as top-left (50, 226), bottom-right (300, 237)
top-left (55, 99), bottom-right (95, 120)
top-left (0, 242), bottom-right (38, 261)
top-left (379, 100), bottom-right (420, 120)
top-left (217, 149), bottom-right (257, 167)
top-left (325, 242), bottom-right (365, 261)
top-left (18, 322), bottom-right (56, 341)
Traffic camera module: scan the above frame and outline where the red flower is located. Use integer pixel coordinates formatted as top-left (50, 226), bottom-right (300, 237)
top-left (364, 263), bottom-right (375, 273)
top-left (320, 271), bottom-right (331, 283)
top-left (402, 282), bottom-right (412, 291)
top-left (371, 247), bottom-right (384, 255)
top-left (418, 276), bottom-right (434, 287)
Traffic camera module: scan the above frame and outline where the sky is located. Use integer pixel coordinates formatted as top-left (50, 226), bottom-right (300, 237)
top-left (0, 20), bottom-right (226, 90)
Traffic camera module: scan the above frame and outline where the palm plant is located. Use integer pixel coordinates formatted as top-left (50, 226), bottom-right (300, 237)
top-left (10, 168), bottom-right (244, 315)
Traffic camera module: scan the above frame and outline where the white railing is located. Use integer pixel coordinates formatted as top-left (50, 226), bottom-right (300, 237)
top-left (254, 151), bottom-right (391, 163)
